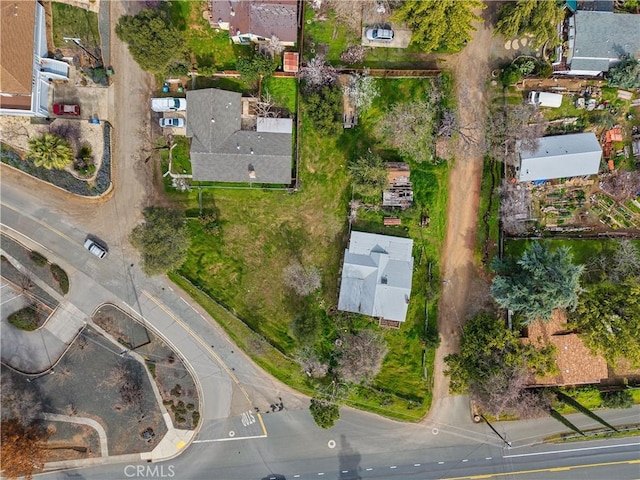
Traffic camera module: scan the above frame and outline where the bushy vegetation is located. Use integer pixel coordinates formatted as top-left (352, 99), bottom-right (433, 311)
top-left (115, 7), bottom-right (186, 74)
top-left (8, 306), bottom-right (42, 331)
top-left (27, 134), bottom-right (74, 170)
top-left (495, 0), bottom-right (565, 48)
top-left (50, 264), bottom-right (69, 295)
top-left (29, 251), bottom-right (47, 267)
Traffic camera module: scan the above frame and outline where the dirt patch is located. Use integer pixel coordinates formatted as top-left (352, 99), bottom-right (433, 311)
top-left (93, 304), bottom-right (200, 430)
top-left (427, 8), bottom-right (494, 422)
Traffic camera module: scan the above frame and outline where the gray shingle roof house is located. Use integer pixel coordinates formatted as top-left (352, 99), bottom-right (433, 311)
top-left (517, 133), bottom-right (602, 182)
top-left (561, 10), bottom-right (640, 76)
top-left (186, 88), bottom-right (293, 184)
top-left (338, 231), bottom-right (414, 323)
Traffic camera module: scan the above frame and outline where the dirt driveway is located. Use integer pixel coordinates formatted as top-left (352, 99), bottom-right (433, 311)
top-left (425, 8), bottom-right (495, 424)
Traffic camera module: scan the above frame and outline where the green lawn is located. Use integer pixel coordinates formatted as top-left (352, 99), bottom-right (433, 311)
top-left (504, 238), bottom-right (640, 268)
top-left (169, 77), bottom-right (449, 420)
top-left (167, 0), bottom-right (250, 71)
top-left (51, 2), bottom-right (100, 51)
top-left (170, 137), bottom-right (191, 175)
top-left (263, 77), bottom-right (298, 114)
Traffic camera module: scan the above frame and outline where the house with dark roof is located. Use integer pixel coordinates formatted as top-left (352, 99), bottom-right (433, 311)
top-left (211, 0), bottom-right (299, 46)
top-left (517, 133), bottom-right (602, 182)
top-left (555, 10), bottom-right (640, 76)
top-left (186, 88), bottom-right (293, 184)
top-left (338, 231), bottom-right (414, 325)
top-left (0, 0), bottom-right (69, 117)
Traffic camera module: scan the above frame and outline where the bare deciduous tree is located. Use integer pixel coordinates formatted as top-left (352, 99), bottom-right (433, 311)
top-left (335, 330), bottom-right (387, 384)
top-left (470, 364), bottom-right (553, 419)
top-left (283, 262), bottom-right (321, 296)
top-left (254, 92), bottom-right (278, 118)
top-left (267, 35), bottom-right (285, 56)
top-left (376, 89), bottom-right (441, 162)
top-left (297, 348), bottom-right (329, 378)
top-left (298, 55), bottom-right (337, 91)
top-left (500, 180), bottom-right (532, 235)
top-left (488, 104), bottom-right (543, 167)
top-left (343, 70), bottom-right (379, 113)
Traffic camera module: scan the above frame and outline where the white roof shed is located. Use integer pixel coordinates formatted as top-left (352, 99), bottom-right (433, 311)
top-left (518, 133), bottom-right (602, 182)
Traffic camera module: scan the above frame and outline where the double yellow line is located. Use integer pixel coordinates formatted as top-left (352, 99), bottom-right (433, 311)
top-left (444, 458), bottom-right (640, 479)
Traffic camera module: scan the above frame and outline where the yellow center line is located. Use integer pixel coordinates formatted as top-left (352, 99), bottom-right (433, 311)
top-left (141, 289), bottom-right (266, 436)
top-left (442, 459), bottom-right (640, 480)
top-left (1, 202), bottom-right (75, 244)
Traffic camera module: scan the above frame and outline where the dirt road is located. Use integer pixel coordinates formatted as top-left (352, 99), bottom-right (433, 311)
top-left (426, 10), bottom-right (494, 424)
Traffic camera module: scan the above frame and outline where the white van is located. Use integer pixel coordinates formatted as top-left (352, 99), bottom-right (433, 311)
top-left (528, 91), bottom-right (563, 108)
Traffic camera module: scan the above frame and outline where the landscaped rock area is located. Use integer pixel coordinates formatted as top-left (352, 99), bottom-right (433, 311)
top-left (93, 304), bottom-right (200, 430)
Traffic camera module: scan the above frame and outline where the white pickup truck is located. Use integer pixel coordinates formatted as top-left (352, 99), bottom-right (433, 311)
top-left (150, 97), bottom-right (186, 112)
top-left (528, 91), bottom-right (563, 108)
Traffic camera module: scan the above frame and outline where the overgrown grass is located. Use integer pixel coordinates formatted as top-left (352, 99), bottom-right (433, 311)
top-left (51, 2), bottom-right (100, 51)
top-left (263, 77), bottom-right (298, 114)
top-left (171, 77), bottom-right (448, 420)
top-left (167, 0), bottom-right (251, 71)
top-left (504, 238), bottom-right (640, 269)
top-left (170, 137), bottom-right (191, 175)
top-left (476, 156), bottom-right (501, 265)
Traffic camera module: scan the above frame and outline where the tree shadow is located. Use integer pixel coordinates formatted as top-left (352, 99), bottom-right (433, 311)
top-left (338, 434), bottom-right (362, 480)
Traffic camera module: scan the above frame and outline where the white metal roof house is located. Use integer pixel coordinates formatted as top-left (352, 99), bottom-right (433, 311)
top-left (517, 133), bottom-right (602, 182)
top-left (186, 88), bottom-right (293, 184)
top-left (0, 0), bottom-right (69, 117)
top-left (556, 10), bottom-right (640, 76)
top-left (338, 231), bottom-right (414, 324)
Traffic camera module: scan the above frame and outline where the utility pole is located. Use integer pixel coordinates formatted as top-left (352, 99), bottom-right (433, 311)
top-left (480, 414), bottom-right (512, 449)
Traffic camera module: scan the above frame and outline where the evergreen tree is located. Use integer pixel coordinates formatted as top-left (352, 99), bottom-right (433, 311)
top-left (569, 278), bottom-right (640, 366)
top-left (115, 8), bottom-right (186, 73)
top-left (309, 398), bottom-right (340, 429)
top-left (393, 0), bottom-right (485, 52)
top-left (491, 242), bottom-right (584, 323)
top-left (27, 133), bottom-right (74, 170)
top-left (495, 0), bottom-right (565, 49)
top-left (129, 207), bottom-right (191, 276)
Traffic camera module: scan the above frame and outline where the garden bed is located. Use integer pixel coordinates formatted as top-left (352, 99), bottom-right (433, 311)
top-left (92, 304), bottom-right (200, 430)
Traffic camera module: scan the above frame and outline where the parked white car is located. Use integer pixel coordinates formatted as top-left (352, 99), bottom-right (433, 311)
top-left (365, 28), bottom-right (394, 41)
top-left (159, 117), bottom-right (185, 128)
top-left (151, 97), bottom-right (186, 112)
top-left (84, 238), bottom-right (107, 259)
top-left (528, 91), bottom-right (563, 108)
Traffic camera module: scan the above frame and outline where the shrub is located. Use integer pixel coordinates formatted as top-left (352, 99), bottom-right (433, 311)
top-left (191, 411), bottom-right (200, 425)
top-left (166, 62), bottom-right (189, 77)
top-left (50, 264), bottom-right (69, 294)
top-left (8, 305), bottom-right (40, 331)
top-left (29, 251), bottom-right (48, 267)
top-left (170, 384), bottom-right (183, 397)
top-left (600, 390), bottom-right (633, 409)
top-left (535, 61), bottom-right (553, 78)
top-left (500, 65), bottom-right (522, 87)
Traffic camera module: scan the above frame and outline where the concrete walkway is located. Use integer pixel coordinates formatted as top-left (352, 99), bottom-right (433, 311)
top-left (40, 413), bottom-right (109, 458)
top-left (0, 251), bottom-right (86, 374)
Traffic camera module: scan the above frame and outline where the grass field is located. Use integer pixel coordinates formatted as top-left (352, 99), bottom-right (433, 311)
top-left (169, 77), bottom-right (448, 420)
top-left (51, 2), bottom-right (100, 51)
top-left (263, 77), bottom-right (298, 114)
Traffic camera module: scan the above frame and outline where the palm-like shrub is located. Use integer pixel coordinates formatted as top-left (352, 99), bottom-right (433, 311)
top-left (27, 133), bottom-right (74, 170)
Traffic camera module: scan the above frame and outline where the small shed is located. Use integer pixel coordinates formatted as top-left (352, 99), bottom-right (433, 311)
top-left (383, 162), bottom-right (413, 209)
top-left (283, 52), bottom-right (299, 73)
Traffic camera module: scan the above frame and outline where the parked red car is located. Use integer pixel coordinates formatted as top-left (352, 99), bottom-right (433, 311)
top-left (53, 104), bottom-right (80, 116)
